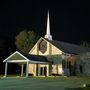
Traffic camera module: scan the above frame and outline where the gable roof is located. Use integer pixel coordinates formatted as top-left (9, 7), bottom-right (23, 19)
top-left (29, 37), bottom-right (44, 53)
top-left (3, 51), bottom-right (48, 63)
top-left (30, 37), bottom-right (90, 55)
top-left (3, 51), bottom-right (29, 62)
top-left (46, 39), bottom-right (90, 54)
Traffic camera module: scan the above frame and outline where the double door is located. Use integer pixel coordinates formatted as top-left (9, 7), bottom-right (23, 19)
top-left (40, 66), bottom-right (47, 76)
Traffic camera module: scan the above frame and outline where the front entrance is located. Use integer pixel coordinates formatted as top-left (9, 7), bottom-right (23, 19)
top-left (40, 66), bottom-right (47, 76)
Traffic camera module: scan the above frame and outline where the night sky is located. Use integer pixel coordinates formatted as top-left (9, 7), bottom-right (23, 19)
top-left (0, 0), bottom-right (90, 45)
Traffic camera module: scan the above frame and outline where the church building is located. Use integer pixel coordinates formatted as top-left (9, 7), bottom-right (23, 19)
top-left (3, 11), bottom-right (90, 77)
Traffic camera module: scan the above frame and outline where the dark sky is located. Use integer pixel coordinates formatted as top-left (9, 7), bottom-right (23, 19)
top-left (0, 0), bottom-right (90, 44)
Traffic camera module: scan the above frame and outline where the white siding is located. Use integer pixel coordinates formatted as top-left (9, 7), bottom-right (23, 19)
top-left (29, 38), bottom-right (63, 56)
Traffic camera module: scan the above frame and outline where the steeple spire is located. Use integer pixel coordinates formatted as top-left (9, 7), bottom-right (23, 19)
top-left (44, 11), bottom-right (52, 40)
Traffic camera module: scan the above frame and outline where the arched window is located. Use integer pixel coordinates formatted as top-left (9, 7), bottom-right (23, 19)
top-left (39, 40), bottom-right (47, 53)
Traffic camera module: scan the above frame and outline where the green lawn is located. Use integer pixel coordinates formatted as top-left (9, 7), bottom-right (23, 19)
top-left (0, 76), bottom-right (90, 90)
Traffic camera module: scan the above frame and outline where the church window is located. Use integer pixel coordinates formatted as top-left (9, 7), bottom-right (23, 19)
top-left (39, 40), bottom-right (47, 53)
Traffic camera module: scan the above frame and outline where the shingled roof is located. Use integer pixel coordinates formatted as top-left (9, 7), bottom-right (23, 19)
top-left (47, 39), bottom-right (90, 54)
top-left (3, 51), bottom-right (48, 63)
top-left (22, 53), bottom-right (48, 63)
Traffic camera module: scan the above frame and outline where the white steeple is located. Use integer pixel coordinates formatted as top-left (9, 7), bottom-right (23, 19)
top-left (44, 11), bottom-right (52, 40)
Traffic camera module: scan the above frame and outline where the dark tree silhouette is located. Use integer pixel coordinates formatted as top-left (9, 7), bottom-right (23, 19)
top-left (15, 30), bottom-right (39, 53)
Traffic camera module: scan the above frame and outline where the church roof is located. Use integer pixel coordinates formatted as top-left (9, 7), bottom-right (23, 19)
top-left (42, 11), bottom-right (90, 55)
top-left (47, 39), bottom-right (90, 54)
top-left (21, 53), bottom-right (48, 63)
top-left (3, 51), bottom-right (48, 63)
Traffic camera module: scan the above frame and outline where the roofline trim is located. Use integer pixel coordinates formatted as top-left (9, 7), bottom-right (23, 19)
top-left (29, 37), bottom-right (48, 54)
top-left (3, 51), bottom-right (30, 62)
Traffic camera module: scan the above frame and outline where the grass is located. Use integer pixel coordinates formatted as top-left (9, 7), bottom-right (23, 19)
top-left (0, 76), bottom-right (90, 90)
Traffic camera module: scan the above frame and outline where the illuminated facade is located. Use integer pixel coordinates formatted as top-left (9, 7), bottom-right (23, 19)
top-left (3, 11), bottom-right (90, 77)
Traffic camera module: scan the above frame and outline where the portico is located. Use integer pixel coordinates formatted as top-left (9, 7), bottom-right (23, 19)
top-left (3, 51), bottom-right (48, 77)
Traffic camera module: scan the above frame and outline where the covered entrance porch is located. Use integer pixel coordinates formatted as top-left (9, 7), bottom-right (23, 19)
top-left (3, 51), bottom-right (48, 77)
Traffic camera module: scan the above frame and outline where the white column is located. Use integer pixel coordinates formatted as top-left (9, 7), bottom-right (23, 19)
top-left (21, 64), bottom-right (23, 77)
top-left (5, 62), bottom-right (8, 77)
top-left (46, 65), bottom-right (49, 76)
top-left (38, 64), bottom-right (40, 76)
top-left (26, 62), bottom-right (29, 77)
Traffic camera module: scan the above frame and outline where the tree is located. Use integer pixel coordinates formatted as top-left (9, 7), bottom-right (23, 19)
top-left (15, 30), bottom-right (39, 53)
